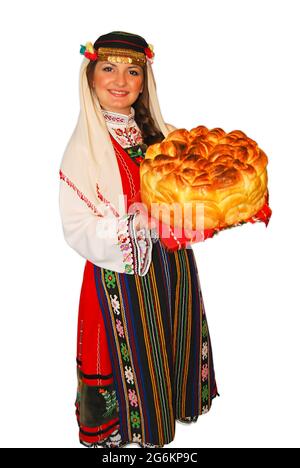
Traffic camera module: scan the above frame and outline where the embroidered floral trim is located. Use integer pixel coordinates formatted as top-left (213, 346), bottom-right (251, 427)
top-left (111, 126), bottom-right (143, 147)
top-left (200, 315), bottom-right (210, 414)
top-left (117, 214), bottom-right (135, 274)
top-left (116, 212), bottom-right (152, 276)
top-left (98, 387), bottom-right (118, 418)
top-left (60, 170), bottom-right (102, 216)
top-left (103, 268), bottom-right (143, 441)
top-left (105, 115), bottom-right (134, 124)
top-left (102, 108), bottom-right (135, 126)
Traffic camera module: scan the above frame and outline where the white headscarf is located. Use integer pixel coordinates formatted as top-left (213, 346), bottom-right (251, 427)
top-left (59, 56), bottom-right (173, 219)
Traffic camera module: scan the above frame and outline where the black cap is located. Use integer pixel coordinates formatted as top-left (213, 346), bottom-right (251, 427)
top-left (93, 31), bottom-right (148, 53)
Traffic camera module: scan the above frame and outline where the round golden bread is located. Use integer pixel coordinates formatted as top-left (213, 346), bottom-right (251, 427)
top-left (140, 125), bottom-right (269, 231)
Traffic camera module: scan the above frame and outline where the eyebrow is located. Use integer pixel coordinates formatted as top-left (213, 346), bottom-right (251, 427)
top-left (101, 61), bottom-right (141, 69)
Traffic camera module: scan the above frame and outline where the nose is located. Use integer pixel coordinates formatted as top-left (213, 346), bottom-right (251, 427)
top-left (114, 71), bottom-right (128, 87)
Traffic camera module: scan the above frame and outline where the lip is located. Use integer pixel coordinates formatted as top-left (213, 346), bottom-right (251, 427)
top-left (108, 90), bottom-right (129, 97)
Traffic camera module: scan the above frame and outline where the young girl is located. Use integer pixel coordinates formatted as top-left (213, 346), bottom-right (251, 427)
top-left (59, 30), bottom-right (219, 448)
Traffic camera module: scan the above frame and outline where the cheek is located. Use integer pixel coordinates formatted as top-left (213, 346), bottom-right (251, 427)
top-left (94, 70), bottom-right (113, 89)
top-left (131, 77), bottom-right (144, 92)
top-left (94, 73), bottom-right (111, 89)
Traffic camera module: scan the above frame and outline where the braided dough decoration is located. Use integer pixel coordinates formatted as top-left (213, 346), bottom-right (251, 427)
top-left (140, 125), bottom-right (269, 232)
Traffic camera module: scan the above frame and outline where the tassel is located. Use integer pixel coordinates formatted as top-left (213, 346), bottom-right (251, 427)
top-left (85, 41), bottom-right (95, 54)
top-left (79, 44), bottom-right (86, 55)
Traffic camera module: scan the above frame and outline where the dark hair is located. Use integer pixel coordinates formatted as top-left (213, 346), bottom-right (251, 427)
top-left (86, 60), bottom-right (165, 146)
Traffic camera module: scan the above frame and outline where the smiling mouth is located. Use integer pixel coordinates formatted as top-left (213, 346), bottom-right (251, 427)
top-left (108, 90), bottom-right (129, 97)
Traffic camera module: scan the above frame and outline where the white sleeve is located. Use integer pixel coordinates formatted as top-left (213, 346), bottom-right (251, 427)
top-left (59, 180), bottom-right (153, 275)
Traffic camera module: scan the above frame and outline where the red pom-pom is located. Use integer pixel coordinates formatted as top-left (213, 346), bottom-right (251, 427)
top-left (84, 51), bottom-right (98, 61)
top-left (144, 47), bottom-right (154, 59)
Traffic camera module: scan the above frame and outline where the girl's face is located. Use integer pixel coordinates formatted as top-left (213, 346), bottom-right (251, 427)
top-left (93, 60), bottom-right (144, 115)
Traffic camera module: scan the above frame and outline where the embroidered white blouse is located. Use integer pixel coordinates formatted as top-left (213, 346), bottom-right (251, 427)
top-left (101, 106), bottom-right (144, 148)
top-left (59, 107), bottom-right (176, 275)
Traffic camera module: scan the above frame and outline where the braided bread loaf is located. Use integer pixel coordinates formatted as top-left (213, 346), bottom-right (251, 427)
top-left (140, 125), bottom-right (269, 233)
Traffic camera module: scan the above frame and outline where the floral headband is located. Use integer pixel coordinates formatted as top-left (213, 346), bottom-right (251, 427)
top-left (79, 41), bottom-right (155, 65)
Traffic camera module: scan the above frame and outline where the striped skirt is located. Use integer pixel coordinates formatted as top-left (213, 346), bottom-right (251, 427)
top-left (75, 238), bottom-right (219, 448)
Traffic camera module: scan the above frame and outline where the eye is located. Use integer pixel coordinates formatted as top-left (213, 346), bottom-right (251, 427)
top-left (102, 66), bottom-right (139, 76)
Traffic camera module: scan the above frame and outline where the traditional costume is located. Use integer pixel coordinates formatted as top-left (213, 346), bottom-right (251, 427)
top-left (59, 31), bottom-right (219, 448)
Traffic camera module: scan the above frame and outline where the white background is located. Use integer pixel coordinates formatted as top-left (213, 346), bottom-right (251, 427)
top-left (0, 0), bottom-right (299, 448)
